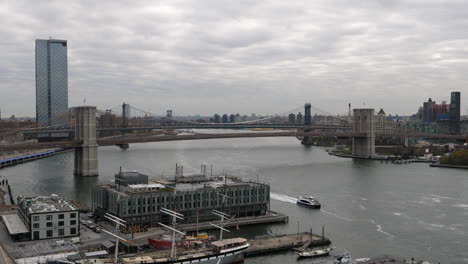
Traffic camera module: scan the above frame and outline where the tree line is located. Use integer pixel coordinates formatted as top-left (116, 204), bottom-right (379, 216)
top-left (440, 149), bottom-right (468, 166)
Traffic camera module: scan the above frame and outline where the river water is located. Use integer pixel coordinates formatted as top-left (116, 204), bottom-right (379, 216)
top-left (1, 133), bottom-right (467, 263)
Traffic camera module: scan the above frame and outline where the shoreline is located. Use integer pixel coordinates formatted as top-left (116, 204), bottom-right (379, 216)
top-left (429, 163), bottom-right (468, 169)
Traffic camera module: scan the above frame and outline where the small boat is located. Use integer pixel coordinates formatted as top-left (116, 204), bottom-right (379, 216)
top-left (335, 254), bottom-right (352, 263)
top-left (297, 195), bottom-right (321, 209)
top-left (296, 247), bottom-right (334, 258)
top-left (355, 258), bottom-right (371, 263)
top-left (335, 254), bottom-right (371, 263)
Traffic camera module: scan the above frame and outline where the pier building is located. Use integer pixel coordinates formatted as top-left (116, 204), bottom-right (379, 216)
top-left (91, 170), bottom-right (270, 227)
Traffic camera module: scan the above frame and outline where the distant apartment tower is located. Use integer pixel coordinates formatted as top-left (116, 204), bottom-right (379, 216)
top-left (35, 39), bottom-right (68, 133)
top-left (449, 91), bottom-right (461, 134)
top-left (288, 113), bottom-right (296, 123)
top-left (99, 110), bottom-right (117, 137)
top-left (296, 112), bottom-right (303, 124)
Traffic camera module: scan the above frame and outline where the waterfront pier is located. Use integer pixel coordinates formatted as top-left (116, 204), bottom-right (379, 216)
top-left (180, 211), bottom-right (288, 232)
top-left (245, 232), bottom-right (331, 257)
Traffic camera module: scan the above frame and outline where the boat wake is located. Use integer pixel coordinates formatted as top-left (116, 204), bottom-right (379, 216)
top-left (430, 194), bottom-right (458, 200)
top-left (321, 210), bottom-right (353, 222)
top-left (270, 193), bottom-right (297, 204)
top-left (271, 192), bottom-right (354, 222)
top-left (370, 219), bottom-right (394, 239)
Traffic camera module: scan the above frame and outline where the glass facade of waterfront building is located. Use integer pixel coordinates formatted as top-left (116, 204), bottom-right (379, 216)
top-left (92, 179), bottom-right (270, 226)
top-left (35, 39), bottom-right (68, 131)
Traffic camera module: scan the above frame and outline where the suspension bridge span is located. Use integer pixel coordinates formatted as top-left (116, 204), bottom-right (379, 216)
top-left (1, 105), bottom-right (466, 176)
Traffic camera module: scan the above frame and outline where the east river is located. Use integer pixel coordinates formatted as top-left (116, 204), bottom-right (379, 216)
top-left (1, 133), bottom-right (467, 263)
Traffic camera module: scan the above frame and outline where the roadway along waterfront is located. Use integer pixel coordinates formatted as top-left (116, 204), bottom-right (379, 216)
top-left (0, 131), bottom-right (467, 263)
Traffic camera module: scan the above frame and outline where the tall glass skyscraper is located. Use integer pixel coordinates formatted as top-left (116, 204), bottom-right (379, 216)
top-left (35, 39), bottom-right (68, 137)
top-left (449, 91), bottom-right (461, 134)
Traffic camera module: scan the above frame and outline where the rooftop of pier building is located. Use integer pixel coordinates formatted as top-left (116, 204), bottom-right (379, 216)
top-left (101, 171), bottom-right (268, 195)
top-left (17, 194), bottom-right (77, 214)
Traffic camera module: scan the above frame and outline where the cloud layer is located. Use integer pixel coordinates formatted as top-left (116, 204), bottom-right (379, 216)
top-left (1, 0), bottom-right (467, 117)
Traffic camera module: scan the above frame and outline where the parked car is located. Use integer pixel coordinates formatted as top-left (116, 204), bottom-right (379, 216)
top-left (93, 226), bottom-right (101, 233)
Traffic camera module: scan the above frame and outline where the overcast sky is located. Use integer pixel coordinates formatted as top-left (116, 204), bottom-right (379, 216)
top-left (1, 0), bottom-right (467, 117)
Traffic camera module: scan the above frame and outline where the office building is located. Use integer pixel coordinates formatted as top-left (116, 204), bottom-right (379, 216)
top-left (296, 112), bottom-right (303, 124)
top-left (98, 110), bottom-right (117, 137)
top-left (449, 91), bottom-right (461, 134)
top-left (288, 113), bottom-right (296, 123)
top-left (35, 39), bottom-right (68, 138)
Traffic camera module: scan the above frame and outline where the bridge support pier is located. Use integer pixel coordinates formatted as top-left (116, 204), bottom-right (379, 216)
top-left (352, 109), bottom-right (375, 157)
top-left (74, 106), bottom-right (99, 176)
top-left (301, 129), bottom-right (314, 145)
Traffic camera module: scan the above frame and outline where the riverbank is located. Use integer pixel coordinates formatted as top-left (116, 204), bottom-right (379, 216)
top-left (0, 148), bottom-right (71, 169)
top-left (429, 163), bottom-right (468, 169)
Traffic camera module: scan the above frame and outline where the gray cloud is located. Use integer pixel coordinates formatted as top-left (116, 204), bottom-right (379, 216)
top-left (1, 0), bottom-right (468, 117)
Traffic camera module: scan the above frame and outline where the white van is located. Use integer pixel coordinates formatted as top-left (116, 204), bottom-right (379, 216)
top-left (70, 237), bottom-right (80, 244)
top-left (55, 240), bottom-right (65, 246)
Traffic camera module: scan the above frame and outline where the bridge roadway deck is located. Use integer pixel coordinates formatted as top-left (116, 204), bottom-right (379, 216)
top-left (0, 131), bottom-right (466, 151)
top-left (19, 124), bottom-right (351, 134)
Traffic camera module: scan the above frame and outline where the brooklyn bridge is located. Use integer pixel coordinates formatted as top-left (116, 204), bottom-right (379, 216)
top-left (1, 103), bottom-right (466, 176)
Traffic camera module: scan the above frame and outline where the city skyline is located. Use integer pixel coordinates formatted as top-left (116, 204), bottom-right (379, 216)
top-left (1, 0), bottom-right (468, 117)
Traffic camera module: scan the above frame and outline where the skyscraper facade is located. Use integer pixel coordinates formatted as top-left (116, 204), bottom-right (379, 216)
top-left (35, 39), bottom-right (68, 130)
top-left (449, 91), bottom-right (461, 134)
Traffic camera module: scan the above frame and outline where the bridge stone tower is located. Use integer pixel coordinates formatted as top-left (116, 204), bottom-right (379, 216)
top-left (74, 106), bottom-right (98, 176)
top-left (352, 108), bottom-right (375, 157)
